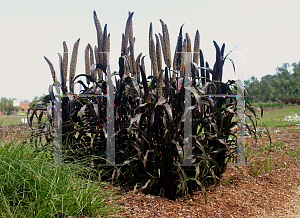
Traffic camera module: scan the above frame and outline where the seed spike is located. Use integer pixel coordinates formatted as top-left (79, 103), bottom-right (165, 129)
top-left (149, 36), bottom-right (158, 82)
top-left (155, 34), bottom-right (162, 75)
top-left (44, 56), bottom-right (56, 84)
top-left (159, 19), bottom-right (171, 68)
top-left (136, 53), bottom-right (142, 82)
top-left (157, 69), bottom-right (163, 100)
top-left (88, 44), bottom-right (94, 66)
top-left (185, 33), bottom-right (191, 53)
top-left (69, 38), bottom-right (80, 93)
top-left (200, 49), bottom-right (205, 86)
top-left (193, 30), bottom-right (200, 65)
top-left (121, 33), bottom-right (128, 56)
top-left (85, 44), bottom-right (90, 85)
top-left (180, 39), bottom-right (187, 78)
top-left (164, 67), bottom-right (170, 98)
top-left (93, 10), bottom-right (103, 59)
top-left (124, 12), bottom-right (134, 54)
top-left (172, 24), bottom-right (184, 82)
top-left (158, 33), bottom-right (166, 68)
top-left (149, 23), bottom-right (158, 82)
top-left (140, 56), bottom-right (151, 103)
top-left (62, 41), bottom-right (68, 91)
top-left (102, 24), bottom-right (108, 66)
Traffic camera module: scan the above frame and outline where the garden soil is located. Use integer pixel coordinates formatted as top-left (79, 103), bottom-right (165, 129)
top-left (107, 125), bottom-right (300, 217)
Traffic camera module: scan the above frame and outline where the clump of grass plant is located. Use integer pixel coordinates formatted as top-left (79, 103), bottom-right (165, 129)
top-left (262, 157), bottom-right (272, 171)
top-left (0, 138), bottom-right (118, 217)
top-left (250, 157), bottom-right (273, 176)
top-left (251, 161), bottom-right (260, 176)
top-left (221, 176), bottom-right (235, 186)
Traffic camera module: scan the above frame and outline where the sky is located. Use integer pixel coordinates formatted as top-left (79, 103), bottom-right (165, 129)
top-left (1, 0), bottom-right (300, 102)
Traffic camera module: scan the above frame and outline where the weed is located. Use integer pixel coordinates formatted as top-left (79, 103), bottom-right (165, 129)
top-left (245, 148), bottom-right (260, 163)
top-left (285, 148), bottom-right (300, 158)
top-left (222, 177), bottom-right (231, 186)
top-left (273, 140), bottom-right (285, 149)
top-left (251, 161), bottom-right (260, 176)
top-left (262, 157), bottom-right (272, 171)
top-left (275, 160), bottom-right (287, 168)
top-left (289, 128), bottom-right (300, 132)
top-left (260, 143), bottom-right (271, 151)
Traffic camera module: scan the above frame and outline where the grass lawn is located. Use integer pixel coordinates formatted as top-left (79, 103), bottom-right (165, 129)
top-left (255, 106), bottom-right (300, 127)
top-left (0, 114), bottom-right (47, 126)
top-left (0, 114), bottom-right (27, 126)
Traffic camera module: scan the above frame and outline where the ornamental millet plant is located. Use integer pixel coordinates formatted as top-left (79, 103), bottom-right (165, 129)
top-left (28, 10), bottom-right (267, 201)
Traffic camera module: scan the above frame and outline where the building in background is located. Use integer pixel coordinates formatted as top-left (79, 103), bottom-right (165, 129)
top-left (0, 101), bottom-right (31, 115)
top-left (19, 102), bottom-right (30, 113)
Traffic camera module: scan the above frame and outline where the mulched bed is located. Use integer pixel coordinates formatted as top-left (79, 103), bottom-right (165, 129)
top-left (0, 123), bottom-right (33, 141)
top-left (106, 125), bottom-right (300, 217)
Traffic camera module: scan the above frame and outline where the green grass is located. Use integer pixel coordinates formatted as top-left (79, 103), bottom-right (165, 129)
top-left (245, 106), bottom-right (300, 128)
top-left (0, 135), bottom-right (120, 217)
top-left (0, 114), bottom-right (27, 126)
top-left (260, 143), bottom-right (271, 151)
top-left (245, 148), bottom-right (260, 163)
top-left (250, 157), bottom-right (273, 176)
top-left (250, 102), bottom-right (298, 109)
top-left (0, 114), bottom-right (48, 126)
top-left (251, 162), bottom-right (260, 176)
top-left (262, 157), bottom-right (272, 171)
top-left (222, 176), bottom-right (234, 186)
top-left (275, 160), bottom-right (287, 168)
top-left (285, 148), bottom-right (300, 158)
top-left (259, 140), bottom-right (286, 152)
top-left (289, 128), bottom-right (300, 132)
top-left (273, 140), bottom-right (285, 149)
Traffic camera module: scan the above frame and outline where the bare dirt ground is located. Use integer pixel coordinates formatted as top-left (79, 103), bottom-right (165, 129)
top-left (106, 125), bottom-right (300, 218)
top-left (0, 123), bottom-right (32, 141)
top-left (1, 122), bottom-right (300, 217)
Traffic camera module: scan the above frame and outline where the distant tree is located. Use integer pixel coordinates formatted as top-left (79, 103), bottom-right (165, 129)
top-left (0, 97), bottom-right (18, 114)
top-left (245, 61), bottom-right (300, 102)
top-left (0, 97), bottom-right (8, 114)
top-left (30, 94), bottom-right (48, 107)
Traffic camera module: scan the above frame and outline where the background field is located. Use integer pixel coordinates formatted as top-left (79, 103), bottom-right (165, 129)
top-left (0, 114), bottom-right (45, 126)
top-left (245, 105), bottom-right (300, 128)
